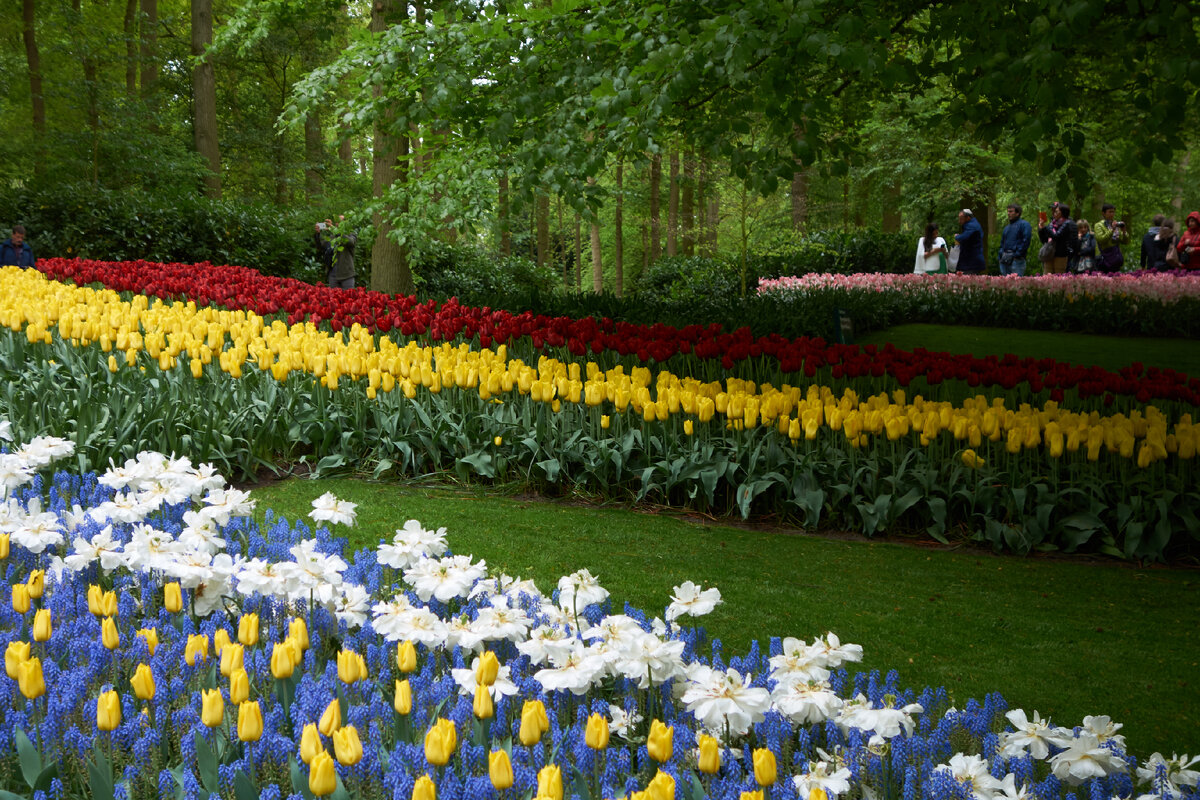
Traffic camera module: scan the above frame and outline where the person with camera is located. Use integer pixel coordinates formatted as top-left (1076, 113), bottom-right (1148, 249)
top-left (1093, 203), bottom-right (1131, 272)
top-left (314, 215), bottom-right (358, 289)
top-left (997, 203), bottom-right (1032, 276)
top-left (0, 225), bottom-right (35, 268)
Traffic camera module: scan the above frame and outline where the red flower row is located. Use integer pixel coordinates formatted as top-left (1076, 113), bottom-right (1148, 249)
top-left (36, 258), bottom-right (1200, 405)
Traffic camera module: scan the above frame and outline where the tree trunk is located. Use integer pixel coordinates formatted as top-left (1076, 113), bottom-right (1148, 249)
top-left (590, 220), bottom-right (603, 293)
top-left (574, 213), bottom-right (582, 290)
top-left (614, 163), bottom-right (623, 297)
top-left (641, 222), bottom-right (648, 273)
top-left (667, 152), bottom-right (679, 256)
top-left (649, 154), bottom-right (661, 262)
top-left (536, 193), bottom-right (550, 269)
top-left (681, 155), bottom-right (695, 256)
top-left (1172, 151), bottom-right (1191, 211)
top-left (191, 0), bottom-right (221, 197)
top-left (304, 112), bottom-right (323, 199)
top-left (498, 172), bottom-right (511, 256)
top-left (23, 0), bottom-right (45, 146)
top-left (124, 0), bottom-right (137, 97)
top-left (706, 193), bottom-right (719, 255)
top-left (140, 0), bottom-right (157, 110)
top-left (791, 167), bottom-right (809, 231)
top-left (370, 0), bottom-right (412, 295)
top-left (882, 179), bottom-right (902, 233)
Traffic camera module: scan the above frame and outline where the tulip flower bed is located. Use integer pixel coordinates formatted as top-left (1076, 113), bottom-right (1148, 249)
top-left (1, 266), bottom-right (1198, 560)
top-left (2, 432), bottom-right (1196, 800)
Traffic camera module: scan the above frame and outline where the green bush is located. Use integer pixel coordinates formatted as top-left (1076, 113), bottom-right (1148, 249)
top-left (412, 242), bottom-right (560, 306)
top-left (747, 228), bottom-right (916, 279)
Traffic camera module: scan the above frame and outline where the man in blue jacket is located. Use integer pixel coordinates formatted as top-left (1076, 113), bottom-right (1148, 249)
top-left (954, 209), bottom-right (986, 274)
top-left (0, 226), bottom-right (35, 268)
top-left (997, 204), bottom-right (1032, 276)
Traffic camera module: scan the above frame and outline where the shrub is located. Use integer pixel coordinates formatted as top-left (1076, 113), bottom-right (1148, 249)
top-left (412, 241), bottom-right (560, 305)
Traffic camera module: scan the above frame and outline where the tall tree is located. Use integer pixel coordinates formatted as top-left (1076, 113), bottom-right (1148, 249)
top-left (667, 152), bottom-right (679, 256)
top-left (123, 0), bottom-right (138, 97)
top-left (369, 0), bottom-right (412, 295)
top-left (648, 154), bottom-right (662, 262)
top-left (192, 0), bottom-right (222, 197)
top-left (140, 0), bottom-right (158, 111)
top-left (614, 162), bottom-right (624, 296)
top-left (680, 153), bottom-right (694, 256)
top-left (22, 0), bottom-right (46, 147)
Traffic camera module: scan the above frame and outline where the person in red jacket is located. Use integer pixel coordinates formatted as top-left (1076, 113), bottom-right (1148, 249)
top-left (1177, 212), bottom-right (1200, 269)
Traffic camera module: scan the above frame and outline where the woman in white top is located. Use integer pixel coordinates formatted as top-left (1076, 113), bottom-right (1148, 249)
top-left (914, 222), bottom-right (948, 274)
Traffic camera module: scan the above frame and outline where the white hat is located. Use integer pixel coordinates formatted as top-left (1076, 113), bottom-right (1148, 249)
top-left (961, 208), bottom-right (974, 217)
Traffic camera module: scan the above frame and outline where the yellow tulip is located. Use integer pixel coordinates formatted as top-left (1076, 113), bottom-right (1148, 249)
top-left (299, 722), bottom-right (323, 764)
top-left (684, 419), bottom-right (694, 436)
top-left (237, 701), bottom-right (263, 742)
top-left (201, 689), bottom-right (224, 727)
top-left (290, 617), bottom-right (310, 650)
top-left (424, 718), bottom-right (457, 766)
top-left (647, 770), bottom-right (676, 800)
top-left (100, 590), bottom-right (118, 617)
top-left (474, 651), bottom-right (500, 686)
top-left (271, 642), bottom-right (295, 679)
top-left (397, 640), bottom-right (417, 673)
top-left (537, 764), bottom-right (563, 800)
top-left (600, 414), bottom-right (611, 429)
top-left (213, 628), bottom-right (231, 656)
top-left (163, 582), bottom-right (183, 613)
top-left (753, 748), bottom-right (777, 786)
top-left (5, 640), bottom-right (30, 679)
top-left (131, 663), bottom-right (156, 701)
top-left (25, 569), bottom-right (44, 599)
top-left (309, 751), bottom-right (337, 797)
top-left (337, 649), bottom-right (361, 683)
top-left (319, 698), bottom-right (342, 737)
top-left (101, 616), bottom-right (120, 650)
top-left (220, 642), bottom-right (245, 677)
top-left (97, 689), bottom-right (121, 731)
top-left (697, 734), bottom-right (721, 774)
top-left (585, 712), bottom-right (609, 750)
top-left (238, 613), bottom-right (259, 647)
top-left (809, 789), bottom-right (829, 800)
top-left (11, 584), bottom-right (29, 614)
top-left (333, 725), bottom-right (363, 766)
top-left (32, 609), bottom-right (51, 642)
top-left (87, 584), bottom-right (104, 616)
top-left (647, 719), bottom-right (673, 762)
top-left (518, 699), bottom-right (549, 746)
top-left (413, 775), bottom-right (437, 800)
top-left (185, 634), bottom-right (209, 666)
top-left (961, 449), bottom-right (985, 469)
top-left (489, 750), bottom-right (514, 790)
top-left (493, 436), bottom-right (503, 446)
top-left (229, 668), bottom-right (250, 705)
top-left (17, 657), bottom-right (45, 700)
top-left (0, 532), bottom-right (9, 558)
top-left (137, 627), bottom-right (158, 656)
top-left (394, 679), bottom-right (412, 715)
top-left (740, 792), bottom-right (765, 800)
top-left (472, 683), bottom-right (494, 719)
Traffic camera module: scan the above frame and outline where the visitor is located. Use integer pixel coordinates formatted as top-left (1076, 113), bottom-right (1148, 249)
top-left (314, 216), bottom-right (357, 289)
top-left (1140, 214), bottom-right (1164, 269)
top-left (997, 203), bottom-right (1032, 276)
top-left (1148, 219), bottom-right (1179, 271)
top-left (1037, 202), bottom-right (1076, 275)
top-left (1074, 220), bottom-right (1096, 273)
top-left (0, 225), bottom-right (35, 268)
top-left (954, 209), bottom-right (985, 274)
top-left (1093, 203), bottom-right (1131, 272)
top-left (914, 223), bottom-right (948, 274)
top-left (1177, 212), bottom-right (1200, 268)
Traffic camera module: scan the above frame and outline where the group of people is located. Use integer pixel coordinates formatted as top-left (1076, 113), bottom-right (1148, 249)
top-left (915, 205), bottom-right (1200, 275)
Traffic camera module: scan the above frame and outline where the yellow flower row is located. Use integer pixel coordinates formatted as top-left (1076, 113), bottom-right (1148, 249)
top-left (1, 268), bottom-right (1195, 466)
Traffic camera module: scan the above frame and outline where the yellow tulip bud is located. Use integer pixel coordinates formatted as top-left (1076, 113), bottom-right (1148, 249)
top-left (648, 770), bottom-right (676, 800)
top-left (810, 788), bottom-right (829, 800)
top-left (220, 642), bottom-right (245, 677)
top-left (537, 764), bottom-right (563, 800)
top-left (493, 436), bottom-right (503, 446)
top-left (647, 719), bottom-right (673, 762)
top-left (201, 689), bottom-right (224, 727)
top-left (741, 791), bottom-right (765, 800)
top-left (0, 532), bottom-right (9, 559)
top-left (334, 725), bottom-right (363, 766)
top-left (17, 657), bottom-right (45, 700)
top-left (229, 668), bottom-right (250, 705)
top-left (299, 722), bottom-right (323, 765)
top-left (397, 640), bottom-right (417, 673)
top-left (753, 748), bottom-right (777, 786)
top-left (213, 628), bottom-right (231, 656)
top-left (238, 700), bottom-right (264, 742)
top-left (337, 649), bottom-right (361, 683)
top-left (474, 651), bottom-right (500, 686)
top-left (32, 609), bottom-right (51, 642)
top-left (271, 642), bottom-right (295, 679)
top-left (87, 584), bottom-right (104, 616)
top-left (290, 617), bottom-right (310, 650)
top-left (238, 613), bottom-right (259, 647)
top-left (97, 689), bottom-right (122, 731)
top-left (684, 419), bottom-right (694, 435)
top-left (131, 663), bottom-right (156, 701)
top-left (424, 718), bottom-right (457, 766)
top-left (413, 775), bottom-right (437, 800)
top-left (185, 634), bottom-right (209, 666)
top-left (5, 640), bottom-right (29, 678)
top-left (473, 683), bottom-right (494, 720)
top-left (100, 590), bottom-right (118, 617)
top-left (101, 616), bottom-right (120, 650)
top-left (585, 713), bottom-right (609, 750)
top-left (163, 582), bottom-right (183, 613)
top-left (319, 698), bottom-right (342, 737)
top-left (489, 750), bottom-right (514, 790)
top-left (11, 584), bottom-right (29, 614)
top-left (137, 627), bottom-right (158, 656)
top-left (600, 414), bottom-right (611, 429)
top-left (961, 449), bottom-right (985, 469)
top-left (309, 751), bottom-right (337, 797)
top-left (697, 734), bottom-right (721, 774)
top-left (25, 570), bottom-right (44, 599)
top-left (519, 699), bottom-right (549, 746)
top-left (394, 678), bottom-right (412, 715)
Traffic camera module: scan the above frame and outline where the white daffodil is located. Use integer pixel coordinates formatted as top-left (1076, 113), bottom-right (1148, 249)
top-left (809, 632), bottom-right (864, 668)
top-left (836, 694), bottom-right (923, 742)
top-left (1000, 709), bottom-right (1066, 760)
top-left (199, 487), bottom-right (256, 527)
top-left (614, 631), bottom-right (687, 688)
top-left (1049, 732), bottom-right (1128, 785)
top-left (769, 637), bottom-right (832, 686)
top-left (383, 606), bottom-right (448, 649)
top-left (771, 679), bottom-right (844, 725)
top-left (934, 753), bottom-right (1004, 800)
top-left (516, 624), bottom-right (574, 666)
top-left (1082, 715), bottom-right (1127, 750)
top-left (665, 581), bottom-right (723, 621)
top-left (471, 597), bottom-right (533, 643)
top-left (404, 554), bottom-right (487, 604)
top-left (135, 480), bottom-right (192, 510)
top-left (557, 568), bottom-right (609, 613)
top-left (377, 520), bottom-right (449, 569)
top-left (123, 524), bottom-right (183, 572)
top-left (11, 505), bottom-right (65, 554)
top-left (178, 510), bottom-right (228, 554)
top-left (680, 665), bottom-right (771, 736)
top-left (0, 454), bottom-right (34, 496)
top-left (994, 774), bottom-right (1035, 800)
top-left (608, 704), bottom-right (643, 739)
top-left (1137, 753), bottom-right (1200, 793)
top-left (308, 492), bottom-right (358, 527)
top-left (332, 583), bottom-right (371, 628)
top-left (233, 558), bottom-right (287, 599)
top-left (63, 526), bottom-right (127, 573)
top-left (17, 435), bottom-right (75, 468)
top-left (533, 640), bottom-right (605, 695)
top-left (0, 419), bottom-right (12, 441)
top-left (793, 760), bottom-right (853, 799)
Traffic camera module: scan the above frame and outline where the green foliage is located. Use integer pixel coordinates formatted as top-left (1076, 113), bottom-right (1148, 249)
top-left (412, 242), bottom-right (560, 306)
top-left (632, 256), bottom-right (743, 305)
top-left (1, 183), bottom-right (321, 279)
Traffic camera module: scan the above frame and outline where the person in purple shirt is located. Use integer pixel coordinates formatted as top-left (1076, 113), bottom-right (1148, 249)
top-left (954, 209), bottom-right (985, 274)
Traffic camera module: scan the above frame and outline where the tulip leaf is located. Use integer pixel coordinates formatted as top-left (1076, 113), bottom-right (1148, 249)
top-left (689, 773), bottom-right (707, 800)
top-left (536, 457), bottom-right (561, 482)
top-left (234, 769), bottom-right (258, 800)
top-left (569, 764), bottom-right (592, 800)
top-left (289, 755), bottom-right (315, 800)
top-left (87, 744), bottom-right (115, 800)
top-left (193, 731), bottom-right (220, 796)
top-left (14, 727), bottom-right (42, 789)
top-left (459, 451), bottom-right (495, 478)
top-left (0, 791), bottom-right (29, 800)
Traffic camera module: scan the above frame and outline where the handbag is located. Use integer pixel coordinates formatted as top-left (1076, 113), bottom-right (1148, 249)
top-left (1098, 246), bottom-right (1124, 271)
top-left (1165, 240), bottom-right (1181, 268)
top-left (946, 245), bottom-right (960, 272)
top-left (1038, 239), bottom-right (1056, 262)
